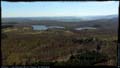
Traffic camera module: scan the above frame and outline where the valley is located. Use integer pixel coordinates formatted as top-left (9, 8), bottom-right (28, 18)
top-left (1, 15), bottom-right (118, 66)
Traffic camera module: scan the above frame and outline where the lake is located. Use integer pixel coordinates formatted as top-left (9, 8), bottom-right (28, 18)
top-left (75, 27), bottom-right (97, 30)
top-left (48, 26), bottom-right (64, 29)
top-left (32, 25), bottom-right (96, 31)
top-left (32, 25), bottom-right (65, 30)
top-left (32, 25), bottom-right (48, 30)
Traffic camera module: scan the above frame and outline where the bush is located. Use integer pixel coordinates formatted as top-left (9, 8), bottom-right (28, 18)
top-left (66, 50), bottom-right (108, 66)
top-left (1, 33), bottom-right (7, 39)
top-left (31, 61), bottom-right (52, 66)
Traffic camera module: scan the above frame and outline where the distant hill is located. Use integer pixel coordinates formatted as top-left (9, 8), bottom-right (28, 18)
top-left (2, 15), bottom-right (118, 30)
top-left (80, 15), bottom-right (118, 21)
top-left (2, 15), bottom-right (118, 23)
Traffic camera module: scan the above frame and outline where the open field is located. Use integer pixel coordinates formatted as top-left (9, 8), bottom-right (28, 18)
top-left (1, 15), bottom-right (118, 66)
top-left (1, 26), bottom-right (117, 66)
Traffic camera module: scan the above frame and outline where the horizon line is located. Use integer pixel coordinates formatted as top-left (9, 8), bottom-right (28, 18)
top-left (2, 14), bottom-right (118, 18)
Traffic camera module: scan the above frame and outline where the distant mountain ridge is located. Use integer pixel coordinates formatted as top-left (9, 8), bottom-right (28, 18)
top-left (2, 15), bottom-right (118, 23)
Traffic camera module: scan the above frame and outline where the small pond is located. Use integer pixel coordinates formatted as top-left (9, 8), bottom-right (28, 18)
top-left (32, 25), bottom-right (65, 30)
top-left (32, 25), bottom-right (48, 30)
top-left (75, 27), bottom-right (97, 30)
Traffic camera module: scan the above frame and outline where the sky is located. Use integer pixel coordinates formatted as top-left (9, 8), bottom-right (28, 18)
top-left (1, 1), bottom-right (119, 18)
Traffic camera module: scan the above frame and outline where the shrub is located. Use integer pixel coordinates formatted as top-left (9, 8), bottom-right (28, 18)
top-left (66, 50), bottom-right (108, 66)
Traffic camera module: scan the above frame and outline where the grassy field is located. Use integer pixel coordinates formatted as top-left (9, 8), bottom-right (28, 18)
top-left (1, 27), bottom-right (117, 66)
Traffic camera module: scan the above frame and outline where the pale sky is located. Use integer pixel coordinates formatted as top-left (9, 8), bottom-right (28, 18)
top-left (1, 1), bottom-right (119, 18)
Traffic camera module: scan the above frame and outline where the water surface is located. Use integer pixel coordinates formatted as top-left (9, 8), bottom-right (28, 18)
top-left (75, 27), bottom-right (97, 30)
top-left (32, 25), bottom-right (65, 30)
top-left (32, 25), bottom-right (48, 30)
